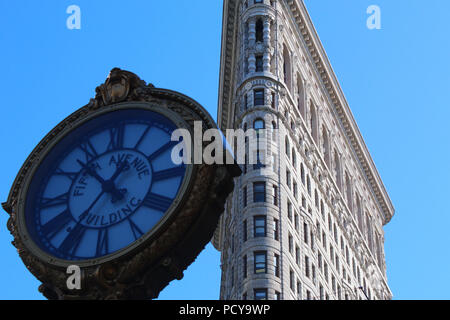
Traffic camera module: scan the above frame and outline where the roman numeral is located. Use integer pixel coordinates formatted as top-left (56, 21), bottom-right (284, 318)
top-left (128, 218), bottom-right (144, 240)
top-left (59, 223), bottom-right (86, 258)
top-left (142, 193), bottom-right (173, 212)
top-left (147, 141), bottom-right (178, 162)
top-left (107, 124), bottom-right (125, 150)
top-left (40, 192), bottom-right (69, 209)
top-left (79, 140), bottom-right (98, 163)
top-left (41, 210), bottom-right (72, 239)
top-left (153, 166), bottom-right (185, 182)
top-left (96, 228), bottom-right (109, 256)
top-left (134, 125), bottom-right (151, 149)
top-left (54, 168), bottom-right (78, 182)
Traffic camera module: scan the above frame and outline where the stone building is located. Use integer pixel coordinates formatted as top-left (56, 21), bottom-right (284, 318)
top-left (212, 0), bottom-right (395, 300)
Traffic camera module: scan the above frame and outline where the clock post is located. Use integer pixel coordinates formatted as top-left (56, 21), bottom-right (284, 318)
top-left (2, 68), bottom-right (241, 300)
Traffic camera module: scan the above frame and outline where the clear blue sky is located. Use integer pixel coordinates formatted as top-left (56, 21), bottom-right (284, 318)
top-left (0, 0), bottom-right (448, 300)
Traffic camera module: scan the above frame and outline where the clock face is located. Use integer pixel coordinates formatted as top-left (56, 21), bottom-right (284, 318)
top-left (24, 108), bottom-right (187, 262)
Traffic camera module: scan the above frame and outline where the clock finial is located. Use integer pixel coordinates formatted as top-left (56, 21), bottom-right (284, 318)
top-left (93, 68), bottom-right (152, 107)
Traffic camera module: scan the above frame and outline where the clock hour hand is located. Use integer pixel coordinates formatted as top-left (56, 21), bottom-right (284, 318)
top-left (77, 159), bottom-right (125, 203)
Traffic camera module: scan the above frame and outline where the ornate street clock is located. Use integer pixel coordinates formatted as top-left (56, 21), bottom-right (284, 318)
top-left (2, 68), bottom-right (240, 300)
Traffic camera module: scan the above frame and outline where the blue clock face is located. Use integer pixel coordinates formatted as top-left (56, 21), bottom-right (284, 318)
top-left (25, 108), bottom-right (186, 261)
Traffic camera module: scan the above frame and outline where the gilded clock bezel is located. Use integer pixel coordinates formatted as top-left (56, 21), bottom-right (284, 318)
top-left (15, 101), bottom-right (194, 268)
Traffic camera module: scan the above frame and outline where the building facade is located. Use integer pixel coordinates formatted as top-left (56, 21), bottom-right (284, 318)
top-left (212, 0), bottom-right (395, 300)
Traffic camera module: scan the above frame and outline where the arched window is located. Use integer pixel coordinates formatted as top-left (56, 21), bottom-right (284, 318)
top-left (254, 118), bottom-right (265, 130)
top-left (322, 126), bottom-right (330, 168)
top-left (292, 148), bottom-right (296, 167)
top-left (310, 101), bottom-right (318, 143)
top-left (334, 150), bottom-right (342, 189)
top-left (355, 195), bottom-right (364, 232)
top-left (297, 73), bottom-right (305, 119)
top-left (285, 136), bottom-right (290, 157)
top-left (283, 45), bottom-right (292, 92)
top-left (345, 172), bottom-right (353, 213)
top-left (256, 19), bottom-right (264, 43)
top-left (306, 175), bottom-right (311, 195)
top-left (366, 215), bottom-right (374, 253)
top-left (300, 163), bottom-right (305, 185)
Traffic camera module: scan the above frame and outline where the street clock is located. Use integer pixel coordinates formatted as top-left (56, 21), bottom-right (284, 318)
top-left (2, 68), bottom-right (240, 300)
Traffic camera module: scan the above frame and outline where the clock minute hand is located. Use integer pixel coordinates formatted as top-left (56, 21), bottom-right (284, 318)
top-left (78, 190), bottom-right (105, 222)
top-left (109, 160), bottom-right (130, 182)
top-left (77, 159), bottom-right (106, 184)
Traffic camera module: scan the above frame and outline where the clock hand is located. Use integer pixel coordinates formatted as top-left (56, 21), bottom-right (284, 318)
top-left (78, 190), bottom-right (105, 222)
top-left (109, 160), bottom-right (130, 182)
top-left (77, 159), bottom-right (106, 184)
top-left (77, 159), bottom-right (125, 202)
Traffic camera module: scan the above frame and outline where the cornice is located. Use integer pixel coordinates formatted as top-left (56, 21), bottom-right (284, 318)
top-left (218, 0), bottom-right (394, 225)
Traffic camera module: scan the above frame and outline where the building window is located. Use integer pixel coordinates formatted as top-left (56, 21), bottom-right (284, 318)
top-left (303, 223), bottom-right (309, 244)
top-left (254, 216), bottom-right (266, 237)
top-left (286, 170), bottom-right (291, 189)
top-left (274, 254), bottom-right (280, 277)
top-left (290, 269), bottom-right (295, 291)
top-left (318, 253), bottom-right (323, 270)
top-left (243, 219), bottom-right (247, 242)
top-left (253, 182), bottom-right (266, 202)
top-left (283, 45), bottom-right (292, 90)
top-left (273, 185), bottom-right (278, 206)
top-left (254, 118), bottom-right (265, 133)
top-left (312, 264), bottom-right (316, 284)
top-left (256, 55), bottom-right (263, 72)
top-left (255, 19), bottom-right (263, 42)
top-left (243, 255), bottom-right (247, 278)
top-left (285, 137), bottom-right (290, 156)
top-left (288, 234), bottom-right (293, 253)
top-left (314, 190), bottom-right (319, 208)
top-left (274, 218), bottom-right (279, 241)
top-left (254, 89), bottom-right (265, 106)
top-left (306, 175), bottom-right (311, 195)
top-left (254, 252), bottom-right (267, 274)
top-left (274, 291), bottom-right (281, 300)
top-left (287, 200), bottom-right (293, 221)
top-left (295, 246), bottom-right (300, 266)
top-left (292, 149), bottom-right (297, 168)
top-left (243, 292), bottom-right (247, 300)
top-left (254, 289), bottom-right (267, 300)
top-left (305, 256), bottom-right (310, 278)
top-left (293, 182), bottom-right (298, 199)
top-left (253, 119), bottom-right (265, 169)
top-left (300, 163), bottom-right (305, 185)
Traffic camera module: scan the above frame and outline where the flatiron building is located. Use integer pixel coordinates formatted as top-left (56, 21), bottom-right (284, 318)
top-left (213, 0), bottom-right (395, 300)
